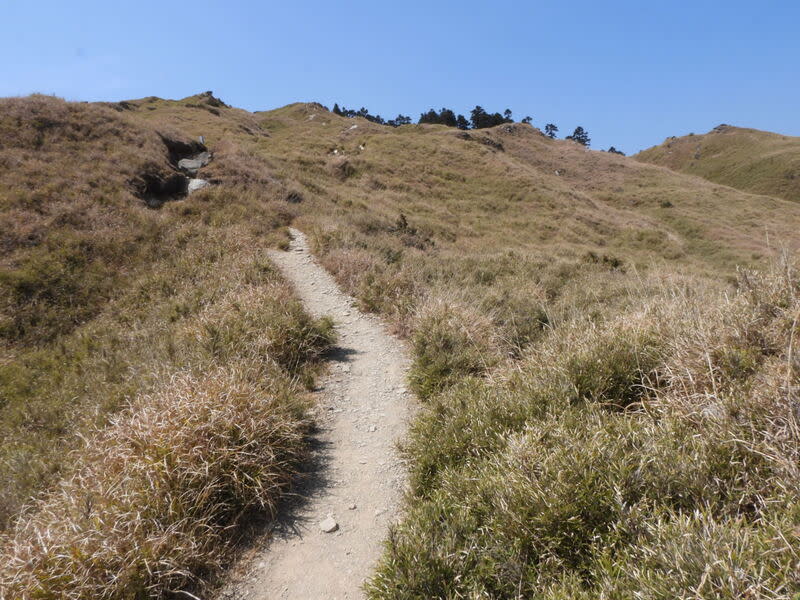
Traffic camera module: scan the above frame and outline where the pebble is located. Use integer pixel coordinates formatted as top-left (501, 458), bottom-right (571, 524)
top-left (319, 516), bottom-right (339, 533)
top-left (349, 503), bottom-right (357, 510)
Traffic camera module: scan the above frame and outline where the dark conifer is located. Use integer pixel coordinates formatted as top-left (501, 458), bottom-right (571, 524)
top-left (566, 126), bottom-right (590, 146)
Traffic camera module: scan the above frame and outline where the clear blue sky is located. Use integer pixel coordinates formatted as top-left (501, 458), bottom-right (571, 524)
top-left (2, 0), bottom-right (798, 154)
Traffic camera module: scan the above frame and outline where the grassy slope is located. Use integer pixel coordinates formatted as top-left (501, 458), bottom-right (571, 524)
top-left (0, 95), bottom-right (335, 598)
top-left (636, 125), bottom-right (800, 203)
top-left (241, 103), bottom-right (800, 340)
top-left (235, 105), bottom-right (800, 598)
top-left (2, 94), bottom-right (800, 597)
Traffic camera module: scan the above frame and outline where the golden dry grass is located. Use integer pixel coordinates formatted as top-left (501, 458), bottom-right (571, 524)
top-left (367, 261), bottom-right (800, 598)
top-left (636, 125), bottom-right (800, 203)
top-left (0, 367), bottom-right (311, 600)
top-left (3, 92), bottom-right (800, 598)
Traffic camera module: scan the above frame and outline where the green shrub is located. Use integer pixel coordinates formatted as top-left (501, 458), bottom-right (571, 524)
top-left (561, 320), bottom-right (662, 407)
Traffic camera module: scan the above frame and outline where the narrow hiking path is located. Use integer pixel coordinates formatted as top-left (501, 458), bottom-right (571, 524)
top-left (219, 228), bottom-right (412, 600)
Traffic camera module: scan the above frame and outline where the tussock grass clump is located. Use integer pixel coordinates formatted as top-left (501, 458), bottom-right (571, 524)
top-left (367, 262), bottom-right (800, 599)
top-left (409, 300), bottom-right (503, 399)
top-left (403, 309), bottom-right (665, 496)
top-left (0, 367), bottom-right (310, 600)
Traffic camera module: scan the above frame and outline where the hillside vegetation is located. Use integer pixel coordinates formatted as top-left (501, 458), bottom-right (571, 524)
top-left (636, 125), bottom-right (800, 203)
top-left (2, 93), bottom-right (799, 598)
top-left (0, 95), bottom-right (334, 598)
top-left (242, 103), bottom-right (800, 599)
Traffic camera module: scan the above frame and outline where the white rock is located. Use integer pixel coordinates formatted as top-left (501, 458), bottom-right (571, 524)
top-left (187, 178), bottom-right (210, 193)
top-left (319, 516), bottom-right (339, 533)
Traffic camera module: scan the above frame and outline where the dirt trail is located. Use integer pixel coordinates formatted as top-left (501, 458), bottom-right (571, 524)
top-left (220, 228), bottom-right (412, 600)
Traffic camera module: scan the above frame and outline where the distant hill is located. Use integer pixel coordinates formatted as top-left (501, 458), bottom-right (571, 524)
top-left (635, 125), bottom-right (800, 202)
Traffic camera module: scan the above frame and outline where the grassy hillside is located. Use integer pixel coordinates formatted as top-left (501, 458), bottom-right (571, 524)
top-left (636, 125), bottom-right (800, 203)
top-left (2, 93), bottom-right (799, 598)
top-left (0, 95), bottom-right (335, 597)
top-left (239, 105), bottom-right (800, 598)
top-left (244, 103), bottom-right (800, 337)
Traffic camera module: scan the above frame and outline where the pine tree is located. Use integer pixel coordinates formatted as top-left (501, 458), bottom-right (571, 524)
top-left (456, 114), bottom-right (470, 130)
top-left (503, 109), bottom-right (513, 122)
top-left (332, 103), bottom-right (342, 116)
top-left (566, 126), bottom-right (590, 146)
top-left (545, 124), bottom-right (558, 138)
top-left (521, 116), bottom-right (533, 125)
top-left (419, 109), bottom-right (439, 124)
top-left (438, 108), bottom-right (456, 128)
top-left (470, 106), bottom-right (489, 129)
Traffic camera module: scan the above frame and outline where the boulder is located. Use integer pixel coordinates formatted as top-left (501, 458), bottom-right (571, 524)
top-left (178, 152), bottom-right (212, 176)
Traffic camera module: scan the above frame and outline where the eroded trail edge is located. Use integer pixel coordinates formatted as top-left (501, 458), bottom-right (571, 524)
top-left (220, 228), bottom-right (411, 600)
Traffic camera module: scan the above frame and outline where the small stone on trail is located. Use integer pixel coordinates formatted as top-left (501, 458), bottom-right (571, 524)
top-left (319, 516), bottom-right (339, 533)
top-left (349, 503), bottom-right (357, 510)
top-left (368, 425), bottom-right (377, 432)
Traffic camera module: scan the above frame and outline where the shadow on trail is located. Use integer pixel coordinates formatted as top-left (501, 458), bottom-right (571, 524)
top-left (324, 345), bottom-right (360, 363)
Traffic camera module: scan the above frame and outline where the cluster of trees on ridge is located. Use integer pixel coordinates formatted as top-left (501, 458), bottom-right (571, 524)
top-left (330, 103), bottom-right (624, 154)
